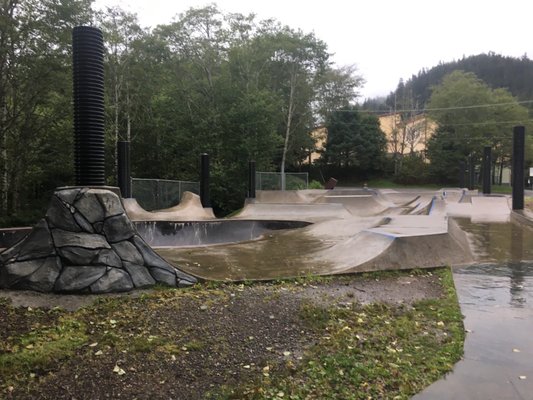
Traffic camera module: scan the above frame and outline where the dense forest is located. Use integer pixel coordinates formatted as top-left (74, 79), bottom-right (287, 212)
top-left (376, 53), bottom-right (533, 110)
top-left (0, 0), bottom-right (367, 224)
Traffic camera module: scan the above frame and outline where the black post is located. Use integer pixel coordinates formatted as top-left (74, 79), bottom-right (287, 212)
top-left (72, 26), bottom-right (105, 186)
top-left (248, 160), bottom-right (256, 198)
top-left (482, 146), bottom-right (492, 195)
top-left (459, 160), bottom-right (466, 188)
top-left (512, 126), bottom-right (525, 210)
top-left (468, 155), bottom-right (475, 190)
top-left (200, 153), bottom-right (210, 208)
top-left (117, 141), bottom-right (131, 198)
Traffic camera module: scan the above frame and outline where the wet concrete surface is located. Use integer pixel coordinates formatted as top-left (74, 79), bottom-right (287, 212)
top-left (414, 220), bottom-right (533, 399)
top-left (156, 229), bottom-right (334, 281)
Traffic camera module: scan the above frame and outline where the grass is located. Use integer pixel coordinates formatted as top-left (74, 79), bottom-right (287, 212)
top-left (218, 268), bottom-right (464, 399)
top-left (0, 317), bottom-right (87, 384)
top-left (0, 268), bottom-right (464, 398)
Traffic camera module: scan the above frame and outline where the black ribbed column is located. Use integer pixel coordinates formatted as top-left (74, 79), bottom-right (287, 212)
top-left (512, 126), bottom-right (525, 210)
top-left (459, 160), bottom-right (466, 188)
top-left (72, 26), bottom-right (105, 186)
top-left (468, 155), bottom-right (475, 190)
top-left (117, 141), bottom-right (131, 198)
top-left (482, 146), bottom-right (491, 195)
top-left (248, 160), bottom-right (256, 198)
top-left (200, 153), bottom-right (210, 208)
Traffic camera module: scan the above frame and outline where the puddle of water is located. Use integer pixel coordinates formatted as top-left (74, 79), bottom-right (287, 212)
top-left (415, 220), bottom-right (533, 399)
top-left (156, 229), bottom-right (334, 281)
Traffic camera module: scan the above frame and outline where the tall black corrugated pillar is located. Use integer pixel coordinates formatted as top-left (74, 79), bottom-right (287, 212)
top-left (72, 26), bottom-right (105, 186)
top-left (512, 126), bottom-right (525, 210)
top-left (468, 155), bottom-right (475, 190)
top-left (482, 146), bottom-right (492, 195)
top-left (459, 160), bottom-right (466, 188)
top-left (200, 153), bottom-right (210, 208)
top-left (248, 160), bottom-right (256, 198)
top-left (117, 141), bottom-right (131, 198)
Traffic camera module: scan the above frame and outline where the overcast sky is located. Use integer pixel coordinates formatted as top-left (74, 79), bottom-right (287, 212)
top-left (93, 0), bottom-right (533, 100)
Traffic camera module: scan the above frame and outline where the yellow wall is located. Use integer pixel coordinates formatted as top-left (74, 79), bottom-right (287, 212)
top-left (378, 113), bottom-right (437, 156)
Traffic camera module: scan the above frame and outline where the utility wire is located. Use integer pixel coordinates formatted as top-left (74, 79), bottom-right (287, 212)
top-left (344, 99), bottom-right (533, 114)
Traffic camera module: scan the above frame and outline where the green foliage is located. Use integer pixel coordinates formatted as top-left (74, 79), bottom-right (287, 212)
top-left (385, 52), bottom-right (533, 108)
top-left (308, 180), bottom-right (323, 189)
top-left (426, 71), bottom-right (530, 183)
top-left (393, 153), bottom-right (429, 185)
top-left (321, 106), bottom-right (387, 179)
top-left (1, 3), bottom-right (363, 221)
top-left (0, 317), bottom-right (87, 384)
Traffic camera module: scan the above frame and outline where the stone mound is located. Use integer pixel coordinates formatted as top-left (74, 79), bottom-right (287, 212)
top-left (0, 188), bottom-right (197, 293)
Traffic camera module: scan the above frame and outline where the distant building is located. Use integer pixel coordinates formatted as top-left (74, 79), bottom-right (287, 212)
top-left (305, 126), bottom-right (327, 164)
top-left (378, 113), bottom-right (437, 157)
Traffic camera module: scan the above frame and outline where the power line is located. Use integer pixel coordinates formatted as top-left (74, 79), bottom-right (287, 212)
top-left (344, 99), bottom-right (533, 114)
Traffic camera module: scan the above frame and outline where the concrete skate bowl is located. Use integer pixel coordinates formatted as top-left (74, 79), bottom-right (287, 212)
top-left (134, 220), bottom-right (311, 247)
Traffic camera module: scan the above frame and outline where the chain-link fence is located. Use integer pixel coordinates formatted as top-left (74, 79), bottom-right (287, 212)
top-left (131, 178), bottom-right (200, 211)
top-left (255, 172), bottom-right (308, 190)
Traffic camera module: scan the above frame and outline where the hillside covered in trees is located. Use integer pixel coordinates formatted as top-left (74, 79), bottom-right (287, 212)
top-left (382, 53), bottom-right (533, 110)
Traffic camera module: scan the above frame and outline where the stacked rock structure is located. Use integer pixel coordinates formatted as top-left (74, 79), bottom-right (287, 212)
top-left (0, 188), bottom-right (196, 293)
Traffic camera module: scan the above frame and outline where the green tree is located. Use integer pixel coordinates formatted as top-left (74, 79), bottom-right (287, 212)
top-left (323, 107), bottom-right (386, 177)
top-left (427, 71), bottom-right (530, 183)
top-left (0, 0), bottom-right (93, 220)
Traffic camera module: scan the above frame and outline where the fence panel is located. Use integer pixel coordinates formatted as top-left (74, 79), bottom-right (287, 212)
top-left (131, 178), bottom-right (200, 211)
top-left (255, 172), bottom-right (308, 190)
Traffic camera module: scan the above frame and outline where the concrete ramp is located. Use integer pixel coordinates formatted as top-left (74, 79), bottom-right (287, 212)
top-left (314, 194), bottom-right (390, 216)
top-left (234, 203), bottom-right (352, 221)
top-left (124, 192), bottom-right (215, 222)
top-left (446, 195), bottom-right (511, 223)
top-left (318, 218), bottom-right (473, 274)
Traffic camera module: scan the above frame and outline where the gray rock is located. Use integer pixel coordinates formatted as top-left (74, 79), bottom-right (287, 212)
top-left (93, 221), bottom-right (104, 234)
top-left (132, 235), bottom-right (172, 269)
top-left (73, 191), bottom-right (104, 223)
top-left (46, 196), bottom-right (81, 232)
top-left (15, 257), bottom-right (62, 292)
top-left (123, 262), bottom-right (156, 288)
top-left (73, 212), bottom-right (95, 233)
top-left (103, 214), bottom-right (135, 243)
top-left (132, 235), bottom-right (197, 285)
top-left (93, 249), bottom-right (122, 268)
top-left (55, 188), bottom-right (82, 206)
top-left (58, 246), bottom-right (97, 265)
top-left (94, 190), bottom-right (124, 218)
top-left (149, 266), bottom-right (176, 286)
top-left (111, 241), bottom-right (144, 264)
top-left (90, 268), bottom-right (133, 293)
top-left (1, 258), bottom-right (44, 287)
top-left (0, 239), bottom-right (24, 264)
top-left (16, 220), bottom-right (55, 261)
top-left (55, 266), bottom-right (107, 292)
top-left (177, 279), bottom-right (196, 288)
top-left (52, 230), bottom-right (110, 249)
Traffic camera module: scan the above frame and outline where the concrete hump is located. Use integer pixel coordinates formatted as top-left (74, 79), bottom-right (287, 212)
top-left (124, 192), bottom-right (215, 222)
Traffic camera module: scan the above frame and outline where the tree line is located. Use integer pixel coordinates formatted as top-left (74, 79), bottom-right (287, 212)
top-left (0, 0), bottom-right (366, 224)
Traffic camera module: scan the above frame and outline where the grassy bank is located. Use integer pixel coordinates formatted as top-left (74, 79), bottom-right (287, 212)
top-left (0, 268), bottom-right (464, 399)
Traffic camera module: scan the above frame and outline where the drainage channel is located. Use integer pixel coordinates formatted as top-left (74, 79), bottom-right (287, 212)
top-left (414, 219), bottom-right (533, 400)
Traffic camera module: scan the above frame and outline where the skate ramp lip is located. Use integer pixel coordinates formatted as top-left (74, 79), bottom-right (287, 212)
top-left (124, 191), bottom-right (215, 222)
top-left (234, 202), bottom-right (353, 221)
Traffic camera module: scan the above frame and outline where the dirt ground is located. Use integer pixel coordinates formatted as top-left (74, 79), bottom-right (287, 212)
top-left (0, 272), bottom-right (444, 400)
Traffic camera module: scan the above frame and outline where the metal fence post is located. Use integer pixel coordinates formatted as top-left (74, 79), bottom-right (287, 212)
top-left (482, 146), bottom-right (492, 195)
top-left (512, 126), bottom-right (525, 210)
top-left (200, 153), bottom-right (211, 207)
